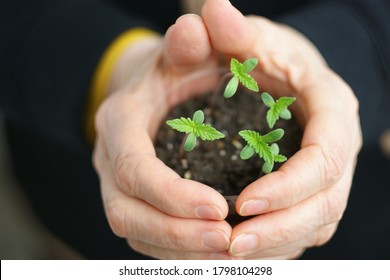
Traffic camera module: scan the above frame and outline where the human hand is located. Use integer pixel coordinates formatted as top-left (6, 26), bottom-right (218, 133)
top-left (93, 0), bottom-right (362, 260)
top-left (92, 13), bottom-right (235, 259)
top-left (201, 0), bottom-right (362, 259)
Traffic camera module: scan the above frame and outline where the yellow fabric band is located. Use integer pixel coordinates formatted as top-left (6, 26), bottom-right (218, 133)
top-left (85, 28), bottom-right (157, 145)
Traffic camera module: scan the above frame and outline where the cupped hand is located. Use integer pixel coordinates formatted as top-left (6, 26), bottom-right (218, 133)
top-left (201, 0), bottom-right (362, 259)
top-left (92, 13), bottom-right (236, 259)
top-left (93, 0), bottom-right (362, 260)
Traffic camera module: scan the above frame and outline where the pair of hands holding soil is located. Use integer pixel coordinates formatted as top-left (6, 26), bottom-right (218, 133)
top-left (92, 0), bottom-right (362, 259)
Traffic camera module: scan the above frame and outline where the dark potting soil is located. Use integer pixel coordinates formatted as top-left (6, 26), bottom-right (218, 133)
top-left (155, 89), bottom-right (302, 224)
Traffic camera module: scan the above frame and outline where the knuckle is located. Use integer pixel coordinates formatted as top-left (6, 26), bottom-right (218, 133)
top-left (104, 198), bottom-right (128, 238)
top-left (326, 146), bottom-right (345, 182)
top-left (315, 224), bottom-right (338, 247)
top-left (318, 143), bottom-right (346, 186)
top-left (349, 91), bottom-right (360, 116)
top-left (287, 249), bottom-right (305, 260)
top-left (127, 239), bottom-right (146, 254)
top-left (164, 224), bottom-right (186, 250)
top-left (94, 98), bottom-right (112, 134)
top-left (341, 82), bottom-right (360, 115)
top-left (92, 149), bottom-right (101, 172)
top-left (320, 190), bottom-right (346, 225)
top-left (268, 225), bottom-right (296, 247)
top-left (114, 153), bottom-right (138, 195)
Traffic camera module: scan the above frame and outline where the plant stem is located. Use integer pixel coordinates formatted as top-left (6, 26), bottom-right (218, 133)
top-left (209, 72), bottom-right (233, 114)
top-left (178, 134), bottom-right (189, 163)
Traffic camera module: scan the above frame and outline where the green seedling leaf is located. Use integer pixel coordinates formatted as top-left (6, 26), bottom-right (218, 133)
top-left (240, 73), bottom-right (259, 92)
top-left (239, 130), bottom-right (288, 173)
top-left (238, 130), bottom-right (273, 164)
top-left (261, 92), bottom-right (275, 107)
top-left (166, 110), bottom-right (225, 153)
top-left (224, 58), bottom-right (259, 98)
top-left (262, 94), bottom-right (296, 128)
top-left (261, 144), bottom-right (288, 174)
top-left (194, 124), bottom-right (225, 141)
top-left (166, 117), bottom-right (194, 134)
top-left (279, 108), bottom-right (292, 120)
top-left (224, 76), bottom-right (239, 98)
top-left (240, 145), bottom-right (255, 160)
top-left (262, 128), bottom-right (285, 143)
top-left (274, 154), bottom-right (287, 163)
top-left (242, 58), bottom-right (258, 73)
top-left (230, 58), bottom-right (244, 77)
top-left (270, 143), bottom-right (287, 163)
top-left (184, 132), bottom-right (197, 151)
top-left (193, 110), bottom-right (204, 124)
top-left (270, 143), bottom-right (280, 155)
top-left (262, 161), bottom-right (274, 174)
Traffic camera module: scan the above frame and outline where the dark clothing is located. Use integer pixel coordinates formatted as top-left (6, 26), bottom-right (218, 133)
top-left (0, 0), bottom-right (389, 259)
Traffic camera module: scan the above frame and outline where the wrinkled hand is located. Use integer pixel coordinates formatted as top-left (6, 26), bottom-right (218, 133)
top-left (201, 1), bottom-right (362, 259)
top-left (93, 11), bottom-right (233, 259)
top-left (93, 0), bottom-right (362, 259)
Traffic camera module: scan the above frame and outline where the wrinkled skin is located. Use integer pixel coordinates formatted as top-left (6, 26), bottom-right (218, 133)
top-left (92, 0), bottom-right (362, 259)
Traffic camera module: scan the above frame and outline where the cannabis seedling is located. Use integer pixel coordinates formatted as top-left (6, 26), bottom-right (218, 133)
top-left (223, 58), bottom-right (259, 98)
top-left (238, 129), bottom-right (287, 174)
top-left (261, 92), bottom-right (296, 129)
top-left (166, 110), bottom-right (225, 159)
top-left (166, 57), bottom-right (297, 176)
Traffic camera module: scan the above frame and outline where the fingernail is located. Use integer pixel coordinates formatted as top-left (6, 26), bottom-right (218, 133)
top-left (230, 233), bottom-right (258, 256)
top-left (239, 199), bottom-right (269, 216)
top-left (196, 205), bottom-right (223, 220)
top-left (203, 230), bottom-right (230, 250)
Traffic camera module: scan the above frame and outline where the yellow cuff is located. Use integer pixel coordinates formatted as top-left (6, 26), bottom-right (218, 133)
top-left (85, 28), bottom-right (157, 146)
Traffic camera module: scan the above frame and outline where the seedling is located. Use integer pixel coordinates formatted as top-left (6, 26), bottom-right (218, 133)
top-left (223, 58), bottom-right (259, 98)
top-left (238, 129), bottom-right (287, 174)
top-left (166, 110), bottom-right (225, 159)
top-left (261, 92), bottom-right (296, 129)
top-left (166, 57), bottom-right (296, 176)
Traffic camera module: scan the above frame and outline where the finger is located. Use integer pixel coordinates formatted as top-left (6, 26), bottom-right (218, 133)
top-left (97, 154), bottom-right (232, 254)
top-left (163, 14), bottom-right (212, 69)
top-left (236, 73), bottom-right (361, 216)
top-left (163, 14), bottom-right (221, 107)
top-left (95, 92), bottom-right (230, 220)
top-left (128, 240), bottom-right (237, 260)
top-left (244, 249), bottom-right (305, 260)
top-left (229, 188), bottom-right (343, 257)
top-left (240, 223), bottom-right (337, 259)
top-left (96, 141), bottom-right (232, 254)
top-left (201, 0), bottom-right (256, 56)
top-left (236, 119), bottom-right (357, 216)
top-left (201, 0), bottom-right (328, 92)
top-left (113, 195), bottom-right (231, 252)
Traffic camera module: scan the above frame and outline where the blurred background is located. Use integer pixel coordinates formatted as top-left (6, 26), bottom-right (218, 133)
top-left (0, 113), bottom-right (82, 259)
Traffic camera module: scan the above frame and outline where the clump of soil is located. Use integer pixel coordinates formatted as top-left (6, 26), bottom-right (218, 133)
top-left (155, 89), bottom-right (302, 224)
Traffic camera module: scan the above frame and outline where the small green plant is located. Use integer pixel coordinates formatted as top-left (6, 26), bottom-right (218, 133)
top-left (166, 57), bottom-right (296, 174)
top-left (238, 129), bottom-right (287, 174)
top-left (261, 92), bottom-right (296, 129)
top-left (223, 58), bottom-right (259, 98)
top-left (166, 110), bottom-right (225, 154)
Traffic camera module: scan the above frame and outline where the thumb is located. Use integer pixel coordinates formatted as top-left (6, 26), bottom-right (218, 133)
top-left (201, 0), bottom-right (256, 57)
top-left (163, 14), bottom-right (212, 70)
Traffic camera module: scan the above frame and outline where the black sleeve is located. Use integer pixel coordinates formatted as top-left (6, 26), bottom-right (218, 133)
top-left (0, 0), bottom-right (156, 149)
top-left (274, 0), bottom-right (390, 144)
